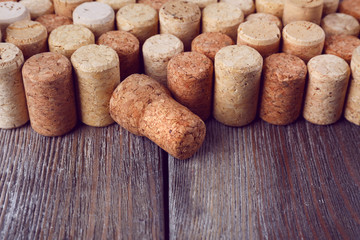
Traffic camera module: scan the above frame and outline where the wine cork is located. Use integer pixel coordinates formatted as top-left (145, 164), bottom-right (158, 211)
top-left (323, 0), bottom-right (339, 16)
top-left (246, 13), bottom-right (283, 30)
top-left (36, 14), bottom-right (72, 34)
top-left (303, 54), bottom-right (350, 125)
top-left (142, 34), bottom-right (184, 86)
top-left (138, 0), bottom-right (169, 11)
top-left (159, 1), bottom-right (201, 51)
top-left (283, 0), bottom-right (323, 26)
top-left (96, 0), bottom-right (135, 11)
top-left (345, 47), bottom-right (360, 125)
top-left (48, 24), bottom-right (95, 59)
top-left (0, 43), bottom-right (29, 129)
top-left (219, 0), bottom-right (255, 17)
top-left (324, 35), bottom-right (360, 64)
top-left (19, 0), bottom-right (54, 19)
top-left (98, 30), bottom-right (139, 80)
top-left (237, 20), bottom-right (281, 58)
top-left (167, 52), bottom-right (213, 121)
top-left (0, 2), bottom-right (30, 41)
top-left (339, 0), bottom-right (360, 21)
top-left (213, 45), bottom-right (263, 127)
top-left (255, 0), bottom-right (284, 19)
top-left (73, 2), bottom-right (115, 38)
top-left (259, 53), bottom-right (307, 125)
top-left (6, 20), bottom-right (48, 59)
top-left (185, 0), bottom-right (216, 9)
top-left (109, 74), bottom-right (206, 160)
top-left (71, 44), bottom-right (120, 127)
top-left (22, 52), bottom-right (77, 136)
top-left (116, 3), bottom-right (158, 45)
top-left (53, 0), bottom-right (92, 19)
top-left (282, 21), bottom-right (325, 63)
top-left (202, 2), bottom-right (244, 41)
top-left (191, 32), bottom-right (234, 61)
top-left (321, 13), bottom-right (360, 37)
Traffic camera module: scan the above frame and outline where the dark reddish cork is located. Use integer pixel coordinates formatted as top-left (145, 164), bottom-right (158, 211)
top-left (339, 0), bottom-right (360, 21)
top-left (324, 35), bottom-right (360, 64)
top-left (35, 14), bottom-right (72, 33)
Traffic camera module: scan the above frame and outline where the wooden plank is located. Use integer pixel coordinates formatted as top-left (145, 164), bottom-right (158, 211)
top-left (169, 118), bottom-right (360, 239)
top-left (0, 123), bottom-right (165, 239)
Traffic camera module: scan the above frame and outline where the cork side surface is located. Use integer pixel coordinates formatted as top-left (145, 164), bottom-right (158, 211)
top-left (36, 14), bottom-right (72, 33)
top-left (344, 77), bottom-right (360, 125)
top-left (53, 0), bottom-right (92, 19)
top-left (255, 0), bottom-right (284, 18)
top-left (324, 35), bottom-right (360, 63)
top-left (323, 0), bottom-right (339, 15)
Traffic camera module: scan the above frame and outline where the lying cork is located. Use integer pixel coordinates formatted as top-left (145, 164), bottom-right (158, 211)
top-left (143, 34), bottom-right (184, 86)
top-left (259, 53), bottom-right (307, 125)
top-left (213, 45), bottom-right (263, 127)
top-left (96, 0), bottom-right (135, 11)
top-left (246, 12), bottom-right (283, 30)
top-left (321, 13), bottom-right (360, 37)
top-left (324, 35), bottom-right (360, 64)
top-left (323, 0), bottom-right (339, 16)
top-left (0, 43), bottom-right (29, 129)
top-left (220, 0), bottom-right (255, 17)
top-left (19, 0), bottom-right (54, 19)
top-left (0, 2), bottom-right (30, 41)
top-left (98, 30), bottom-right (139, 80)
top-left (339, 0), bottom-right (360, 21)
top-left (303, 54), bottom-right (350, 125)
top-left (22, 52), bottom-right (77, 136)
top-left (283, 0), bottom-right (323, 26)
top-left (138, 0), bottom-right (169, 11)
top-left (255, 0), bottom-right (284, 19)
top-left (71, 44), bottom-right (120, 127)
top-left (36, 14), bottom-right (72, 34)
top-left (53, 0), bottom-right (92, 19)
top-left (109, 74), bottom-right (206, 160)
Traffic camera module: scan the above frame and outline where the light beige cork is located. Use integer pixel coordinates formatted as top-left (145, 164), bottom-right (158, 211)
top-left (324, 35), bottom-right (360, 64)
top-left (142, 34), bottom-right (184, 86)
top-left (246, 13), bottom-right (283, 30)
top-left (237, 20), bottom-right (281, 58)
top-left (96, 0), bottom-right (135, 11)
top-left (339, 0), bottom-right (360, 21)
top-left (19, 0), bottom-right (54, 19)
top-left (202, 2), bottom-right (244, 42)
top-left (282, 21), bottom-right (325, 63)
top-left (213, 45), bottom-right (263, 127)
top-left (303, 54), bottom-right (350, 125)
top-left (53, 0), bottom-right (92, 19)
top-left (48, 24), bottom-right (95, 59)
top-left (220, 0), bottom-right (255, 17)
top-left (109, 74), bottom-right (206, 160)
top-left (138, 0), bottom-right (169, 11)
top-left (0, 2), bottom-right (30, 41)
top-left (283, 0), bottom-right (324, 26)
top-left (321, 13), bottom-right (360, 37)
top-left (255, 0), bottom-right (284, 19)
top-left (186, 0), bottom-right (216, 9)
top-left (323, 0), bottom-right (339, 16)
top-left (159, 1), bottom-right (201, 51)
top-left (0, 43), bottom-right (28, 129)
top-left (71, 44), bottom-right (120, 127)
top-left (35, 14), bottom-right (72, 34)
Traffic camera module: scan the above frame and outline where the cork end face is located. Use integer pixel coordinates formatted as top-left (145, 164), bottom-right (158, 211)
top-left (0, 2), bottom-right (30, 22)
top-left (138, 0), bottom-right (170, 11)
top-left (308, 54), bottom-right (350, 80)
top-left (143, 34), bottom-right (184, 57)
top-left (0, 43), bottom-right (24, 72)
top-left (160, 1), bottom-right (201, 23)
top-left (339, 0), bottom-right (360, 20)
top-left (238, 20), bottom-right (281, 45)
top-left (73, 2), bottom-right (115, 25)
top-left (283, 21), bottom-right (325, 46)
top-left (324, 35), bottom-right (360, 63)
top-left (246, 12), bottom-right (283, 29)
top-left (203, 2), bottom-right (244, 26)
top-left (36, 14), bottom-right (73, 33)
top-left (98, 30), bottom-right (140, 56)
top-left (6, 20), bottom-right (47, 43)
top-left (321, 13), bottom-right (360, 37)
top-left (116, 3), bottom-right (158, 27)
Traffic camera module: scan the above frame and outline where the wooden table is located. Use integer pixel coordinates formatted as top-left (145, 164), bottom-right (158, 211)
top-left (0, 116), bottom-right (359, 239)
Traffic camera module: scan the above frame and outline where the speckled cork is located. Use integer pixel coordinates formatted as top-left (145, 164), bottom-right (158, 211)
top-left (0, 2), bottom-right (30, 41)
top-left (259, 53), bottom-right (307, 125)
top-left (213, 45), bottom-right (263, 127)
top-left (186, 0), bottom-right (216, 9)
top-left (159, 1), bottom-right (201, 51)
top-left (321, 13), bottom-right (360, 37)
top-left (202, 2), bottom-right (244, 42)
top-left (283, 0), bottom-right (323, 26)
top-left (282, 21), bottom-right (325, 63)
top-left (246, 13), bottom-right (283, 30)
top-left (54, 0), bottom-right (92, 19)
top-left (191, 32), bottom-right (234, 61)
top-left (71, 44), bottom-right (120, 127)
top-left (6, 20), bottom-right (48, 59)
top-left (220, 0), bottom-right (255, 17)
top-left (116, 3), bottom-right (158, 45)
top-left (22, 52), bottom-right (77, 136)
top-left (98, 30), bottom-right (139, 80)
top-left (303, 54), bottom-right (350, 125)
top-left (109, 74), bottom-right (206, 160)
top-left (143, 34), bottom-right (184, 86)
top-left (36, 14), bottom-right (72, 34)
top-left (255, 0), bottom-right (284, 19)
top-left (0, 43), bottom-right (29, 129)
top-left (19, 0), bottom-right (54, 19)
top-left (324, 35), bottom-right (360, 64)
top-left (48, 24), bottom-right (95, 59)
top-left (167, 52), bottom-right (213, 121)
top-left (96, 0), bottom-right (135, 11)
top-left (323, 0), bottom-right (339, 15)
top-left (138, 0), bottom-right (169, 11)
top-left (339, 0), bottom-right (360, 21)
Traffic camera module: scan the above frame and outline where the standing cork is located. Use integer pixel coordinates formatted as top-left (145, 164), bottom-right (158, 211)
top-left (109, 74), bottom-right (206, 160)
top-left (138, 0), bottom-right (169, 11)
top-left (255, 0), bottom-right (284, 19)
top-left (159, 1), bottom-right (201, 51)
top-left (283, 0), bottom-right (323, 26)
top-left (36, 14), bottom-right (73, 34)
top-left (71, 44), bottom-right (120, 127)
top-left (246, 13), bottom-right (283, 30)
top-left (142, 34), bottom-right (184, 86)
top-left (282, 21), bottom-right (325, 63)
top-left (323, 0), bottom-right (339, 16)
top-left (19, 0), bottom-right (54, 19)
top-left (0, 43), bottom-right (28, 129)
top-left (321, 13), bottom-right (360, 37)
top-left (186, 0), bottom-right (216, 9)
top-left (53, 0), bottom-right (92, 19)
top-left (259, 53), bottom-right (307, 125)
top-left (96, 0), bottom-right (135, 11)
top-left (339, 0), bottom-right (360, 21)
top-left (22, 52), bottom-right (77, 136)
top-left (219, 0), bottom-right (255, 17)
top-left (303, 54), bottom-right (350, 125)
top-left (324, 35), bottom-right (360, 64)
top-left (0, 2), bottom-right (30, 41)
top-left (213, 45), bottom-right (263, 127)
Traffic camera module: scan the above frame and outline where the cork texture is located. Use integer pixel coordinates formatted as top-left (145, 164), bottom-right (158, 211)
top-left (109, 74), bottom-right (206, 160)
top-left (36, 14), bottom-right (72, 33)
top-left (303, 54), bottom-right (350, 125)
top-left (324, 35), bottom-right (360, 64)
top-left (259, 53), bottom-right (307, 125)
top-left (19, 0), bottom-right (54, 19)
top-left (53, 0), bottom-right (92, 19)
top-left (323, 0), bottom-right (339, 15)
top-left (71, 44), bottom-right (120, 127)
top-left (187, 0), bottom-right (217, 9)
top-left (246, 13), bottom-right (283, 30)
top-left (283, 0), bottom-right (323, 26)
top-left (97, 0), bottom-right (135, 10)
top-left (219, 0), bottom-right (255, 16)
top-left (138, 0), bottom-right (169, 11)
top-left (321, 13), bottom-right (359, 37)
top-left (344, 78), bottom-right (360, 125)
top-left (339, 0), bottom-right (360, 21)
top-left (22, 52), bottom-right (77, 136)
top-left (255, 0), bottom-right (284, 18)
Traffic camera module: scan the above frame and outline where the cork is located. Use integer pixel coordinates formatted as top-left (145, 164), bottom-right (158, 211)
top-left (283, 0), bottom-right (323, 26)
top-left (71, 44), bottom-right (120, 127)
top-left (138, 0), bottom-right (169, 11)
top-left (109, 74), bottom-right (206, 160)
top-left (323, 0), bottom-right (339, 16)
top-left (96, 0), bottom-right (135, 11)
top-left (48, 24), bottom-right (95, 59)
top-left (0, 2), bottom-right (30, 41)
top-left (219, 0), bottom-right (255, 17)
top-left (19, 0), bottom-right (54, 19)
top-left (35, 14), bottom-right (72, 34)
top-left (167, 52), bottom-right (213, 121)
top-left (282, 21), bottom-right (325, 63)
top-left (159, 1), bottom-right (201, 51)
top-left (191, 32), bottom-right (234, 61)
top-left (255, 0), bottom-right (284, 19)
top-left (186, 0), bottom-right (216, 9)
top-left (324, 35), bottom-right (360, 64)
top-left (5, 20), bottom-right (48, 59)
top-left (53, 0), bottom-right (92, 19)
top-left (339, 0), bottom-right (360, 21)
top-left (237, 20), bottom-right (281, 58)
top-left (259, 53), bottom-right (307, 125)
top-left (0, 43), bottom-right (29, 129)
top-left (303, 54), bottom-right (350, 125)
top-left (98, 30), bottom-right (139, 80)
top-left (142, 34), bottom-right (184, 86)
top-left (246, 13), bottom-right (283, 30)
top-left (116, 3), bottom-right (158, 45)
top-left (22, 52), bottom-right (77, 136)
top-left (213, 45), bottom-right (263, 127)
top-left (73, 2), bottom-right (115, 38)
top-left (321, 13), bottom-right (360, 37)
